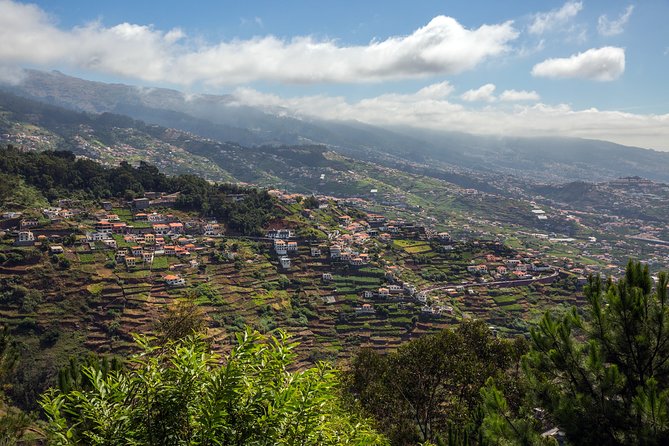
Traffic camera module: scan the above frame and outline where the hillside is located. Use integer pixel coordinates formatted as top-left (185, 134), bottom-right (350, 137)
top-left (6, 69), bottom-right (669, 183)
top-left (0, 148), bottom-right (588, 414)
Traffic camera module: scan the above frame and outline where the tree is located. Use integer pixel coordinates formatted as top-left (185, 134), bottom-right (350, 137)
top-left (41, 329), bottom-right (387, 445)
top-left (519, 260), bottom-right (669, 445)
top-left (153, 298), bottom-right (207, 343)
top-left (0, 326), bottom-right (31, 445)
top-left (345, 321), bottom-right (524, 445)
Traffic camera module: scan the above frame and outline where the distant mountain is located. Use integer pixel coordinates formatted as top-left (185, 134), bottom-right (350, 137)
top-left (5, 69), bottom-right (669, 183)
top-left (395, 127), bottom-right (669, 183)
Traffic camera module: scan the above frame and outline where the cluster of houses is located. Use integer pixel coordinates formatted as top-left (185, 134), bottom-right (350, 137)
top-left (466, 255), bottom-right (554, 281)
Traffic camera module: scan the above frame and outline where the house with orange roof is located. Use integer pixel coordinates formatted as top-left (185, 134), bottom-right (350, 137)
top-left (164, 274), bottom-right (186, 287)
top-left (168, 222), bottom-right (184, 234)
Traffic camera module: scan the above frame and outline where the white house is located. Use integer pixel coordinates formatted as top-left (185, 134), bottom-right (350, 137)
top-left (266, 229), bottom-right (293, 239)
top-left (102, 239), bottom-right (117, 249)
top-left (286, 241), bottom-right (298, 253)
top-left (388, 284), bottom-right (403, 294)
top-left (279, 257), bottom-right (291, 269)
top-left (15, 231), bottom-right (35, 245)
top-left (310, 246), bottom-right (321, 256)
top-left (165, 274), bottom-right (186, 287)
top-left (88, 232), bottom-right (110, 242)
top-left (274, 240), bottom-right (287, 255)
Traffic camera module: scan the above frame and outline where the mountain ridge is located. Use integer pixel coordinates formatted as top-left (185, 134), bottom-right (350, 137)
top-left (4, 69), bottom-right (669, 183)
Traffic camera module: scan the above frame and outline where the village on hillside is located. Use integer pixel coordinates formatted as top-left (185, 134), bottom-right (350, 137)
top-left (0, 185), bottom-right (595, 362)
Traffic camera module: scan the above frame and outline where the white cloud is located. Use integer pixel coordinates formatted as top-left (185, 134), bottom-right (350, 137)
top-left (231, 83), bottom-right (669, 151)
top-left (499, 89), bottom-right (540, 102)
top-left (415, 81), bottom-right (454, 99)
top-left (531, 47), bottom-right (625, 81)
top-left (598, 5), bottom-right (634, 36)
top-left (0, 0), bottom-right (518, 86)
top-left (529, 1), bottom-right (583, 35)
top-left (460, 84), bottom-right (496, 102)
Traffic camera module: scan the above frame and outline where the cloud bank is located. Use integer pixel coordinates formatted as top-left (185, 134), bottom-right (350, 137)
top-left (0, 0), bottom-right (518, 86)
top-left (231, 83), bottom-right (669, 151)
top-left (531, 47), bottom-right (625, 81)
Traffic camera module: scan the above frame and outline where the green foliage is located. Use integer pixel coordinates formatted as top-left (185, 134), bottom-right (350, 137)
top-left (0, 327), bottom-right (31, 444)
top-left (517, 260), bottom-right (669, 445)
top-left (0, 406), bottom-right (31, 446)
top-left (0, 284), bottom-right (43, 314)
top-left (0, 146), bottom-right (283, 235)
top-left (41, 329), bottom-right (387, 445)
top-left (479, 379), bottom-right (550, 446)
top-left (57, 355), bottom-right (123, 394)
top-left (153, 299), bottom-right (207, 344)
top-left (345, 320), bottom-right (525, 445)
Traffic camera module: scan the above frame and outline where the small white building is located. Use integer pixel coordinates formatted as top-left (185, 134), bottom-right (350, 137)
top-left (310, 246), bottom-right (322, 256)
top-left (286, 241), bottom-right (298, 253)
top-left (49, 245), bottom-right (64, 254)
top-left (274, 240), bottom-right (288, 255)
top-left (279, 256), bottom-right (291, 269)
top-left (330, 245), bottom-right (341, 259)
top-left (165, 274), bottom-right (186, 287)
top-left (266, 229), bottom-right (293, 239)
top-left (88, 232), bottom-right (110, 242)
top-left (16, 231), bottom-right (35, 245)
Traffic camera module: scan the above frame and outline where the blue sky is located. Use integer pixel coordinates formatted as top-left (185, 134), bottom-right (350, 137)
top-left (1, 0), bottom-right (669, 149)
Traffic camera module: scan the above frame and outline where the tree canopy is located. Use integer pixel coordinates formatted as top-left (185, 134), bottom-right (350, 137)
top-left (0, 146), bottom-right (282, 234)
top-left (480, 260), bottom-right (669, 445)
top-left (345, 320), bottom-right (526, 445)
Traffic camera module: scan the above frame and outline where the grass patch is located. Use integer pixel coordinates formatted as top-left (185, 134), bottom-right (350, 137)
top-left (77, 253), bottom-right (98, 264)
top-left (86, 283), bottom-right (105, 295)
top-left (151, 256), bottom-right (169, 270)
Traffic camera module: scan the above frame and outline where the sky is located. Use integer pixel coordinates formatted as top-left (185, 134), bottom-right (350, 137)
top-left (1, 0), bottom-right (669, 150)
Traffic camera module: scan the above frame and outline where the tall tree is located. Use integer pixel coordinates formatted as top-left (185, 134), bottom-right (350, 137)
top-left (345, 320), bottom-right (524, 445)
top-left (520, 260), bottom-right (669, 445)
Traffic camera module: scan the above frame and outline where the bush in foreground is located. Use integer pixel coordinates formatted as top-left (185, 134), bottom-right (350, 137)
top-left (41, 329), bottom-right (386, 445)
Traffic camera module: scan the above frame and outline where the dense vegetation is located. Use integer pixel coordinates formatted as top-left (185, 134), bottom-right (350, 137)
top-left (40, 329), bottom-right (386, 445)
top-left (344, 320), bottom-right (526, 445)
top-left (0, 145), bottom-right (281, 234)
